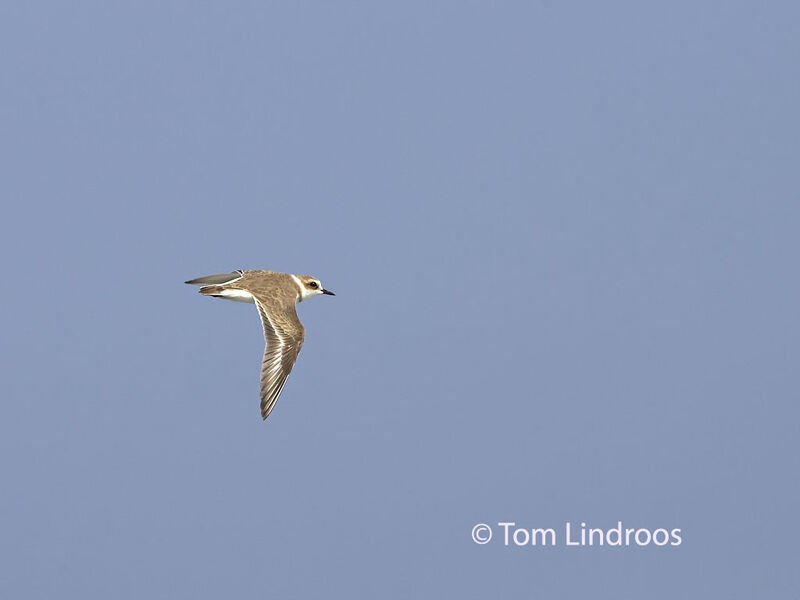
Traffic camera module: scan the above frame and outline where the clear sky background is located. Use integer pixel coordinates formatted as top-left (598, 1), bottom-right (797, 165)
top-left (2, 2), bottom-right (798, 598)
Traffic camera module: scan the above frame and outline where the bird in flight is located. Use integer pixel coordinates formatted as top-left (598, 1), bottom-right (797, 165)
top-left (185, 269), bottom-right (334, 420)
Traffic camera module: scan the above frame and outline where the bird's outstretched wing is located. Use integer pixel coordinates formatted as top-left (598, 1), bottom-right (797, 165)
top-left (253, 296), bottom-right (305, 420)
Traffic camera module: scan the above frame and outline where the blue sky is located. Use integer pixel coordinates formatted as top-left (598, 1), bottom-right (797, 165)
top-left (2, 2), bottom-right (799, 598)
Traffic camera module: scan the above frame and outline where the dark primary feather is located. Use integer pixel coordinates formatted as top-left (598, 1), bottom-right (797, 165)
top-left (184, 271), bottom-right (243, 285)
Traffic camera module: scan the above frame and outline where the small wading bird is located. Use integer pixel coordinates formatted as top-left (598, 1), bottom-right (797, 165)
top-left (185, 269), bottom-right (334, 420)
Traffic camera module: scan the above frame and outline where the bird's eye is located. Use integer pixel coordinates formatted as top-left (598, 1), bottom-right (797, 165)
top-left (308, 282), bottom-right (318, 289)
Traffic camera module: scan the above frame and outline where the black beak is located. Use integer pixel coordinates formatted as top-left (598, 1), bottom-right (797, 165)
top-left (322, 289), bottom-right (335, 296)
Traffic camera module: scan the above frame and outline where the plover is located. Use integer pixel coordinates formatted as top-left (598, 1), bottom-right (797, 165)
top-left (185, 269), bottom-right (334, 420)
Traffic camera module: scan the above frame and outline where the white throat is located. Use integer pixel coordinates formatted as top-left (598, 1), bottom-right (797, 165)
top-left (290, 274), bottom-right (313, 302)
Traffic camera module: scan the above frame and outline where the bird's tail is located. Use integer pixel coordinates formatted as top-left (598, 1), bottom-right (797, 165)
top-left (192, 282), bottom-right (255, 303)
top-left (198, 285), bottom-right (224, 296)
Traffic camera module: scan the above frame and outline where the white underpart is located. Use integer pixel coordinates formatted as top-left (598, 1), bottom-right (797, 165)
top-left (217, 289), bottom-right (256, 303)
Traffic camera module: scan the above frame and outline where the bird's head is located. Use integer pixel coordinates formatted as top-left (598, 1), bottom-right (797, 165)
top-left (293, 274), bottom-right (335, 302)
